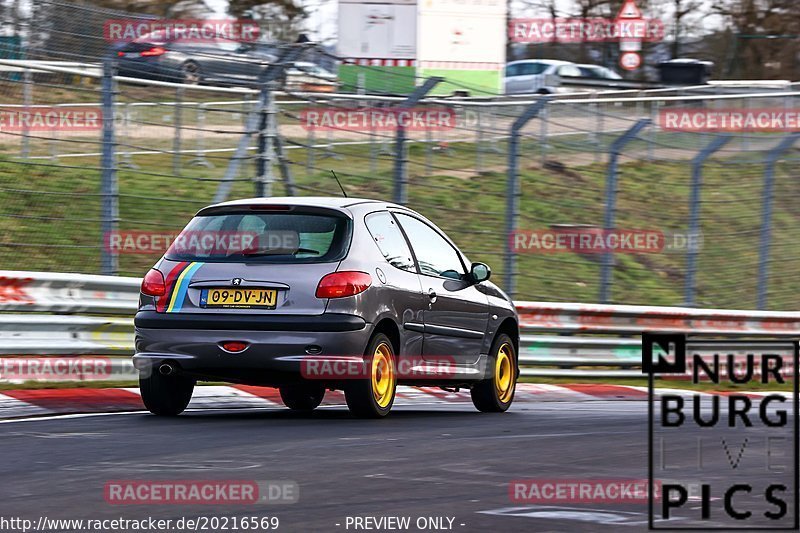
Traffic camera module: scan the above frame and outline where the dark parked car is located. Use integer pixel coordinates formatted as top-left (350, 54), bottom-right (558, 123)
top-left (133, 197), bottom-right (519, 418)
top-left (114, 32), bottom-right (278, 86)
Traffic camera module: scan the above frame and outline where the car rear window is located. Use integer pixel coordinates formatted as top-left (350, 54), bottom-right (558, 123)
top-left (164, 211), bottom-right (351, 263)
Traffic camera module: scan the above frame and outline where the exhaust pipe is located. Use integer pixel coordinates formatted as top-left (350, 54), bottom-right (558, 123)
top-left (158, 363), bottom-right (176, 376)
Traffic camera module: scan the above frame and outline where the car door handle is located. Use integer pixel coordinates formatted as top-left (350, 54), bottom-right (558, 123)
top-left (427, 289), bottom-right (437, 303)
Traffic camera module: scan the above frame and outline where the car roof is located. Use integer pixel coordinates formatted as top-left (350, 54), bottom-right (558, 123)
top-left (507, 59), bottom-right (573, 66)
top-left (199, 196), bottom-right (411, 215)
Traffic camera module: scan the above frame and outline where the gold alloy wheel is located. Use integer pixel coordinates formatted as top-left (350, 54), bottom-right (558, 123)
top-left (494, 342), bottom-right (515, 403)
top-left (371, 342), bottom-right (396, 408)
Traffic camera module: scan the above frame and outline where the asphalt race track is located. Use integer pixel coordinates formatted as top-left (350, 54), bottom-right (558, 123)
top-left (0, 398), bottom-right (794, 532)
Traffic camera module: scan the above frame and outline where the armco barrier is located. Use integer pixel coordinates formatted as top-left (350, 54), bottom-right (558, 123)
top-left (2, 271), bottom-right (800, 380)
top-left (0, 270), bottom-right (139, 314)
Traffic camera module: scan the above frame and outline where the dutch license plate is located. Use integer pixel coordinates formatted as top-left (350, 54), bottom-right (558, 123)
top-left (202, 288), bottom-right (277, 309)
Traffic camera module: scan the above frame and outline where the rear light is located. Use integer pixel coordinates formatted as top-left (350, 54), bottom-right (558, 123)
top-left (117, 51), bottom-right (125, 57)
top-left (140, 46), bottom-right (166, 57)
top-left (141, 269), bottom-right (166, 296)
top-left (316, 271), bottom-right (371, 299)
top-left (221, 341), bottom-right (248, 353)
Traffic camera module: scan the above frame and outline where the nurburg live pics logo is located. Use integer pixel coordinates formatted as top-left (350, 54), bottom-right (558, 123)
top-left (643, 333), bottom-right (799, 530)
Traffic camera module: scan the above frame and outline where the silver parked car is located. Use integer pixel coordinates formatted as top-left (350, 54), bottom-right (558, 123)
top-left (133, 197), bottom-right (519, 418)
top-left (503, 59), bottom-right (579, 94)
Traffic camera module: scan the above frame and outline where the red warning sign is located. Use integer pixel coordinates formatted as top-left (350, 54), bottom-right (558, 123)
top-left (617, 0), bottom-right (643, 20)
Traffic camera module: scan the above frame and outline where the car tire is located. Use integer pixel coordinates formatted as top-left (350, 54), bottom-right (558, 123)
top-left (139, 369), bottom-right (195, 416)
top-left (182, 61), bottom-right (202, 85)
top-left (280, 383), bottom-right (325, 411)
top-left (344, 333), bottom-right (397, 418)
top-left (471, 333), bottom-right (517, 413)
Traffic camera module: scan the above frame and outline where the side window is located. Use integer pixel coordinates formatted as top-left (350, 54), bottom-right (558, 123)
top-left (394, 214), bottom-right (465, 279)
top-left (214, 38), bottom-right (240, 52)
top-left (558, 65), bottom-right (581, 77)
top-left (365, 212), bottom-right (416, 273)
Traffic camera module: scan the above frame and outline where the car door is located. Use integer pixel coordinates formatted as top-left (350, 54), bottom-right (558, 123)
top-left (364, 211), bottom-right (426, 358)
top-left (206, 39), bottom-right (250, 82)
top-left (393, 213), bottom-right (488, 365)
top-left (504, 63), bottom-right (521, 94)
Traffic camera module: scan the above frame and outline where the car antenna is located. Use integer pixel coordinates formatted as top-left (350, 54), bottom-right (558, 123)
top-left (330, 170), bottom-right (348, 198)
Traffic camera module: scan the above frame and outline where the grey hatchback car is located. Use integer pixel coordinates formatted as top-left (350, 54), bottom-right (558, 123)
top-left (133, 197), bottom-right (519, 418)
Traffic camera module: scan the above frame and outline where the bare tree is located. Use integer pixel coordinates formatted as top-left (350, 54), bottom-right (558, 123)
top-left (713, 0), bottom-right (800, 79)
top-left (228, 0), bottom-right (307, 42)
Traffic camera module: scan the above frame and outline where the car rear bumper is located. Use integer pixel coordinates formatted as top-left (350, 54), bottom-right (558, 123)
top-left (134, 310), bottom-right (367, 332)
top-left (133, 311), bottom-right (371, 385)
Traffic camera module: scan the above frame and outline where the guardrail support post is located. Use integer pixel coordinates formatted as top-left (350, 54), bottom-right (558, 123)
top-left (100, 57), bottom-right (119, 276)
top-left (393, 77), bottom-right (442, 204)
top-left (504, 97), bottom-right (549, 299)
top-left (684, 135), bottom-right (730, 307)
top-left (757, 132), bottom-right (800, 309)
top-left (598, 119), bottom-right (650, 303)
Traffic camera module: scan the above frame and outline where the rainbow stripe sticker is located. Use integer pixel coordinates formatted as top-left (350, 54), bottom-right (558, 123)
top-left (161, 262), bottom-right (203, 313)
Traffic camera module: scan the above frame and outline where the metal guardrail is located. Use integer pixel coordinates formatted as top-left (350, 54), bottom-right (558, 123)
top-left (0, 270), bottom-right (139, 314)
top-left (3, 271), bottom-right (800, 380)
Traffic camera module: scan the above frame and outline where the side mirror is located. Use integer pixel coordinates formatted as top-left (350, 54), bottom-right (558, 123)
top-left (470, 262), bottom-right (491, 283)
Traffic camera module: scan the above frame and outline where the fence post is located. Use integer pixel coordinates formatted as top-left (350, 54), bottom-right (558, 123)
top-left (188, 103), bottom-right (212, 168)
top-left (306, 97), bottom-right (316, 175)
top-left (475, 107), bottom-right (484, 174)
top-left (595, 100), bottom-right (604, 164)
top-left (684, 134), bottom-right (730, 307)
top-left (392, 77), bottom-right (442, 204)
top-left (504, 97), bottom-right (549, 299)
top-left (255, 81), bottom-right (277, 197)
top-left (648, 100), bottom-right (658, 161)
top-left (756, 132), bottom-right (800, 309)
top-left (21, 67), bottom-right (31, 159)
top-left (274, 134), bottom-right (296, 196)
top-left (100, 57), bottom-right (119, 276)
top-left (172, 86), bottom-right (184, 175)
top-left (118, 103), bottom-right (139, 169)
top-left (214, 43), bottom-right (306, 203)
top-left (598, 119), bottom-right (650, 303)
top-left (540, 102), bottom-right (548, 164)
